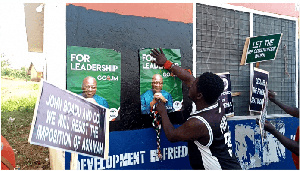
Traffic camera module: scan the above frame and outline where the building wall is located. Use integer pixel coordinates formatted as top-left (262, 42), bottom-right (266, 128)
top-left (195, 3), bottom-right (298, 170)
top-left (37, 72), bottom-right (43, 79)
top-left (30, 67), bottom-right (38, 80)
top-left (66, 4), bottom-right (193, 131)
top-left (42, 3), bottom-right (298, 170)
top-left (67, 3), bottom-right (193, 24)
top-left (64, 3), bottom-right (194, 170)
top-left (229, 3), bottom-right (299, 18)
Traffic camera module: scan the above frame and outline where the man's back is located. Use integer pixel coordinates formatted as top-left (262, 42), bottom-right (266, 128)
top-left (187, 103), bottom-right (241, 170)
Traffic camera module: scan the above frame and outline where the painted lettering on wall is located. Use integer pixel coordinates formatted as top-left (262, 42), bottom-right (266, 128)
top-left (77, 146), bottom-right (188, 170)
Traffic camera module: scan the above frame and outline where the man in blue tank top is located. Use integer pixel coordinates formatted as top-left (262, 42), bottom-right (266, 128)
top-left (150, 48), bottom-right (241, 170)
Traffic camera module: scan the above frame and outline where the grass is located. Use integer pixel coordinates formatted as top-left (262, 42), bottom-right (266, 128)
top-left (1, 96), bottom-right (37, 113)
top-left (1, 110), bottom-right (34, 138)
top-left (1, 77), bottom-right (50, 170)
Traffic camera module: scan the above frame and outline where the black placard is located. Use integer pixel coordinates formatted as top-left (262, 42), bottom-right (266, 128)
top-left (216, 72), bottom-right (234, 117)
top-left (249, 68), bottom-right (269, 112)
top-left (29, 81), bottom-right (109, 158)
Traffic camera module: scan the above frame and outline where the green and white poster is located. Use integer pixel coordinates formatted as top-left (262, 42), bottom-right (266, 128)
top-left (140, 48), bottom-right (183, 115)
top-left (66, 46), bottom-right (121, 121)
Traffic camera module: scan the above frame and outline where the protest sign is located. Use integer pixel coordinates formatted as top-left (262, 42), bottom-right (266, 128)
top-left (140, 48), bottom-right (183, 114)
top-left (66, 46), bottom-right (121, 121)
top-left (28, 81), bottom-right (109, 159)
top-left (249, 67), bottom-right (269, 113)
top-left (259, 95), bottom-right (268, 144)
top-left (216, 72), bottom-right (234, 117)
top-left (240, 33), bottom-right (282, 65)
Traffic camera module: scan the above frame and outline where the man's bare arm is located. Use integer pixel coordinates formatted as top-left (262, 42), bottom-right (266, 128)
top-left (269, 90), bottom-right (299, 118)
top-left (156, 101), bottom-right (208, 143)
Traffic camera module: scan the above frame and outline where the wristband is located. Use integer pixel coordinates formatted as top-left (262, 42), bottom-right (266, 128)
top-left (170, 63), bottom-right (176, 69)
top-left (163, 60), bottom-right (173, 70)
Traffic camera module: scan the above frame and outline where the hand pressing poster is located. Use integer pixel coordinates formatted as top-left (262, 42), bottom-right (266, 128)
top-left (139, 48), bottom-right (183, 115)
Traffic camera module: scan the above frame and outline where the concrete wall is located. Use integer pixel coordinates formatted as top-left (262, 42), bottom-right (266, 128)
top-left (230, 3), bottom-right (299, 18)
top-left (41, 3), bottom-right (299, 170)
top-left (66, 4), bottom-right (193, 131)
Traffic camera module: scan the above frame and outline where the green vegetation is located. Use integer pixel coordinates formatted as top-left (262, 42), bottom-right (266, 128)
top-left (1, 55), bottom-right (49, 169)
top-left (1, 82), bottom-right (39, 113)
top-left (1, 82), bottom-right (39, 139)
top-left (1, 96), bottom-right (37, 113)
top-left (1, 78), bottom-right (45, 169)
top-left (1, 54), bottom-right (30, 81)
top-left (1, 66), bottom-right (31, 81)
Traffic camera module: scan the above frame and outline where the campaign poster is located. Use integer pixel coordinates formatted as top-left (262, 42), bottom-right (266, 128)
top-left (216, 72), bottom-right (234, 117)
top-left (140, 48), bottom-right (183, 114)
top-left (66, 46), bottom-right (121, 121)
top-left (249, 67), bottom-right (269, 113)
top-left (28, 81), bottom-right (109, 159)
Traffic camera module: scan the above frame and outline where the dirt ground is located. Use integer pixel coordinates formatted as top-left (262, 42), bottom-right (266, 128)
top-left (1, 78), bottom-right (51, 170)
top-left (1, 77), bottom-right (39, 102)
top-left (11, 126), bottom-right (51, 170)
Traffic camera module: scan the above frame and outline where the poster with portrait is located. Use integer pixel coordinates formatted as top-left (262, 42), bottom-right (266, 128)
top-left (216, 72), bottom-right (234, 117)
top-left (66, 46), bottom-right (121, 121)
top-left (139, 48), bottom-right (183, 115)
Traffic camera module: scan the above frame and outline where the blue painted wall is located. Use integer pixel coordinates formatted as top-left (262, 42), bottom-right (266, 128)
top-left (230, 117), bottom-right (298, 170)
top-left (65, 117), bottom-right (298, 170)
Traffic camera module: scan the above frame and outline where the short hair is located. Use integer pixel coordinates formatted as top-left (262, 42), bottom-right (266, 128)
top-left (197, 72), bottom-right (224, 105)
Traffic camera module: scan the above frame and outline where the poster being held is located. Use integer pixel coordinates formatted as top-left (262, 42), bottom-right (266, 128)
top-left (67, 46), bottom-right (121, 121)
top-left (249, 67), bottom-right (269, 113)
top-left (249, 67), bottom-right (269, 143)
top-left (28, 81), bottom-right (109, 159)
top-left (216, 72), bottom-right (234, 117)
top-left (140, 48), bottom-right (183, 114)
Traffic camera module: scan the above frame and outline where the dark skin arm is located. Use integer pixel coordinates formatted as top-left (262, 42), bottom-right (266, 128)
top-left (268, 90), bottom-right (299, 118)
top-left (256, 118), bottom-right (299, 156)
top-left (156, 101), bottom-right (209, 143)
top-left (150, 48), bottom-right (195, 88)
top-left (151, 48), bottom-right (210, 144)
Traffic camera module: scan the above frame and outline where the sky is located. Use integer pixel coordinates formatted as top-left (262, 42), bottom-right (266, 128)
top-left (0, 2), bottom-right (44, 69)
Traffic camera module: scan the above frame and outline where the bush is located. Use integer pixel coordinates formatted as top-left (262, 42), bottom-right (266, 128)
top-left (1, 96), bottom-right (37, 113)
top-left (1, 67), bottom-right (31, 81)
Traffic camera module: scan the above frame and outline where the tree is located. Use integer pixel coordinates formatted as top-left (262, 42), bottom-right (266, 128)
top-left (1, 53), bottom-right (10, 68)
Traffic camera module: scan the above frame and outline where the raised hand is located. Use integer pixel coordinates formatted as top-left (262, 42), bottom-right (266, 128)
top-left (268, 90), bottom-right (276, 102)
top-left (150, 48), bottom-right (167, 67)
